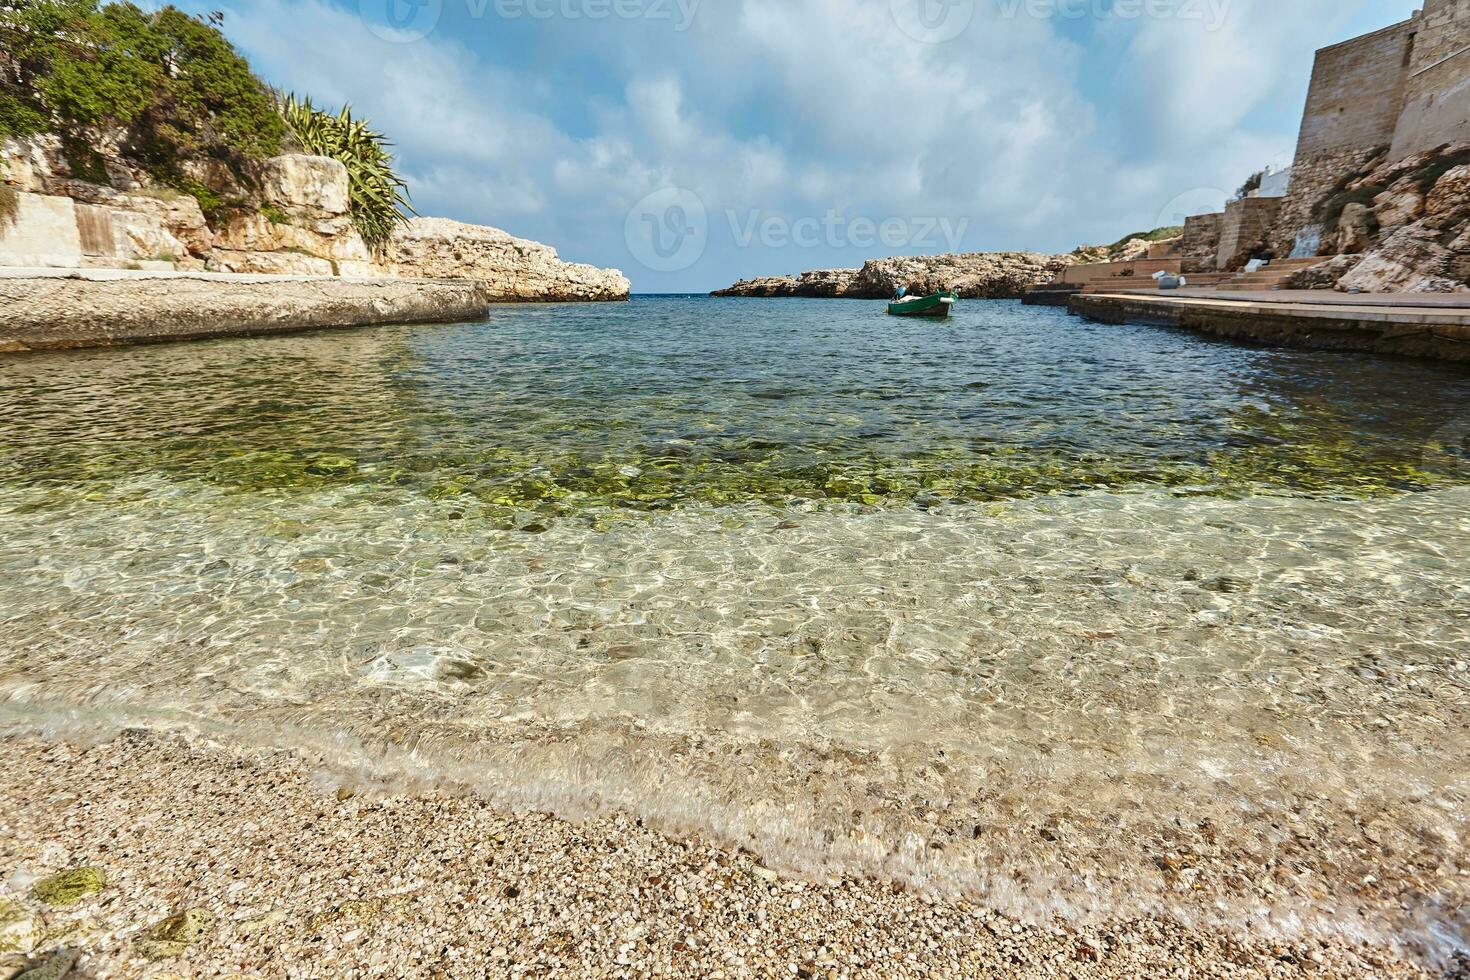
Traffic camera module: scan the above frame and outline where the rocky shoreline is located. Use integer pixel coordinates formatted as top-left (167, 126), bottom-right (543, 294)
top-left (0, 269), bottom-right (494, 353)
top-left (2, 138), bottom-right (631, 304)
top-left (0, 731), bottom-right (1448, 979)
top-left (712, 252), bottom-right (1076, 300)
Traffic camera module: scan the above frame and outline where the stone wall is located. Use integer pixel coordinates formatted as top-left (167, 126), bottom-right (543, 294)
top-left (0, 193), bottom-right (84, 267)
top-left (1217, 197), bottom-right (1284, 269)
top-left (1268, 16), bottom-right (1418, 257)
top-left (1269, 3), bottom-right (1470, 258)
top-left (0, 139), bottom-right (361, 274)
top-left (1390, 0), bottom-right (1470, 160)
top-left (1270, 146), bottom-right (1387, 258)
top-left (1180, 213), bottom-right (1222, 270)
top-left (1295, 19), bottom-right (1417, 161)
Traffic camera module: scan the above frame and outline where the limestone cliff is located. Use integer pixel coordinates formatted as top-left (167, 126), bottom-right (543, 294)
top-left (713, 252), bottom-right (1074, 300)
top-left (388, 219), bottom-right (631, 302)
top-left (0, 136), bottom-right (629, 300)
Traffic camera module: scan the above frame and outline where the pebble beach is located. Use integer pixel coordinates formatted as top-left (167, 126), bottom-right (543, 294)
top-left (4, 307), bottom-right (1470, 977)
top-left (0, 732), bottom-right (1457, 979)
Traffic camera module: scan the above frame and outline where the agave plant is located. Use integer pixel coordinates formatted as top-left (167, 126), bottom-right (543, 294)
top-left (279, 93), bottom-right (415, 253)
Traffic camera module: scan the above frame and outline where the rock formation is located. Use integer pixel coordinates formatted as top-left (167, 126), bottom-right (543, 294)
top-left (713, 252), bottom-right (1074, 300)
top-left (388, 219), bottom-right (631, 302)
top-left (0, 270), bottom-right (493, 352)
top-left (0, 136), bottom-right (629, 300)
top-left (1280, 142), bottom-right (1470, 293)
top-left (211, 155), bottom-right (378, 277)
top-left (711, 269), bottom-right (859, 298)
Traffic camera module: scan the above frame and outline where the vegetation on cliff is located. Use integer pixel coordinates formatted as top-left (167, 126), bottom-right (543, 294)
top-left (1072, 225), bottom-right (1183, 261)
top-left (279, 94), bottom-right (414, 253)
top-left (0, 1), bottom-right (413, 248)
top-left (0, 179), bottom-right (16, 228)
top-left (0, 158), bottom-right (16, 227)
top-left (0, 1), bottom-right (284, 168)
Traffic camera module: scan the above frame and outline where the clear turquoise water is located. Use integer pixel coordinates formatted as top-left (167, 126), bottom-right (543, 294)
top-left (2, 298), bottom-right (1468, 958)
top-left (4, 298), bottom-right (1468, 511)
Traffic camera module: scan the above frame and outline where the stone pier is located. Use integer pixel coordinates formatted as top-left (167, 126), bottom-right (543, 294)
top-left (1069, 289), bottom-right (1470, 362)
top-left (0, 269), bottom-right (494, 353)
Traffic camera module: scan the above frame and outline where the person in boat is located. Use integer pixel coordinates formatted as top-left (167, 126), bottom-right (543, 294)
top-left (893, 286), bottom-right (907, 302)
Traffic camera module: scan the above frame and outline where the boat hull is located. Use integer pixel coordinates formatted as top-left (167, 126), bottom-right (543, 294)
top-left (886, 291), bottom-right (957, 318)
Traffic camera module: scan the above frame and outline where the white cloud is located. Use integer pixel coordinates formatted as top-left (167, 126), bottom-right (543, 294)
top-left (178, 0), bottom-right (1428, 288)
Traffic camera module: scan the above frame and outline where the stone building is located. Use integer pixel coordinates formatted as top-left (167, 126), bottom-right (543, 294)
top-left (1391, 0), bottom-right (1470, 161)
top-left (1272, 0), bottom-right (1470, 258)
top-left (1181, 0), bottom-right (1469, 270)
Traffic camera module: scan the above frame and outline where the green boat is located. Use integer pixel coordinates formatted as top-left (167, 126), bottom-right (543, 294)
top-left (887, 289), bottom-right (958, 318)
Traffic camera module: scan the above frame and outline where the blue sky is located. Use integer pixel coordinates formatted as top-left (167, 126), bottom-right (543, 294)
top-left (164, 0), bottom-right (1420, 291)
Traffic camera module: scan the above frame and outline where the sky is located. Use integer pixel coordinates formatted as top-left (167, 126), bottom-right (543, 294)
top-left (160, 0), bottom-right (1422, 291)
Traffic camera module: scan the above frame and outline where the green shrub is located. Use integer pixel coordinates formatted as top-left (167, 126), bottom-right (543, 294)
top-left (0, 182), bottom-right (17, 229)
top-left (280, 93), bottom-right (414, 253)
top-left (260, 203), bottom-right (289, 224)
top-left (1234, 170), bottom-right (1265, 200)
top-left (0, 2), bottom-right (283, 170)
top-left (172, 176), bottom-right (225, 223)
top-left (0, 91), bottom-right (48, 138)
top-left (1104, 225), bottom-right (1183, 252)
top-left (61, 133), bottom-right (110, 183)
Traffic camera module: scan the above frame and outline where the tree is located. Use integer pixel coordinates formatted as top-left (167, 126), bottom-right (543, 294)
top-left (0, 1), bottom-right (283, 165)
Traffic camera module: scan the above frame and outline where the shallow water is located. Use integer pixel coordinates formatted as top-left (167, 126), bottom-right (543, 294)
top-left (2, 299), bottom-right (1469, 959)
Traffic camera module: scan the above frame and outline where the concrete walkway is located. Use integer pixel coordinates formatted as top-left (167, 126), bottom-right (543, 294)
top-left (1087, 289), bottom-right (1470, 325)
top-left (1165, 287), bottom-right (1470, 311)
top-left (1070, 289), bottom-right (1470, 361)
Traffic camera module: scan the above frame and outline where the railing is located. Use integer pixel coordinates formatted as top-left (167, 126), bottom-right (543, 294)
top-left (1412, 42), bottom-right (1470, 78)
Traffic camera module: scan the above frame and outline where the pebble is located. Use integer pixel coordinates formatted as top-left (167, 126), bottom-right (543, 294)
top-left (0, 732), bottom-right (1450, 979)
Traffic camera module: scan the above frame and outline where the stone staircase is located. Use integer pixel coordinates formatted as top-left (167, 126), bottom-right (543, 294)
top-left (1212, 258), bottom-right (1322, 291)
top-left (1079, 270), bottom-right (1233, 294)
top-left (1176, 272), bottom-right (1235, 288)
